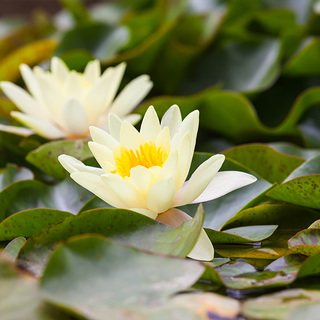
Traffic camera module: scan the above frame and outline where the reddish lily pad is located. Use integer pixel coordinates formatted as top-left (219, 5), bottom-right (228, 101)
top-left (288, 228), bottom-right (320, 255)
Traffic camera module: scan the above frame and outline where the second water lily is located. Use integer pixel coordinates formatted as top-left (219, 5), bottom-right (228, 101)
top-left (59, 105), bottom-right (256, 260)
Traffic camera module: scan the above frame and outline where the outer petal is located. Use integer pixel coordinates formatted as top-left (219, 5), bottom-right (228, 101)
top-left (0, 124), bottom-right (34, 136)
top-left (11, 111), bottom-right (65, 139)
top-left (64, 71), bottom-right (84, 98)
top-left (108, 113), bottom-right (122, 141)
top-left (174, 154), bottom-right (225, 207)
top-left (51, 57), bottom-right (69, 82)
top-left (62, 98), bottom-right (89, 136)
top-left (101, 174), bottom-right (145, 208)
top-left (0, 82), bottom-right (49, 120)
top-left (160, 104), bottom-right (182, 137)
top-left (156, 208), bottom-right (213, 261)
top-left (146, 177), bottom-right (176, 213)
top-left (70, 171), bottom-right (127, 208)
top-left (20, 64), bottom-right (42, 102)
top-left (58, 154), bottom-right (104, 175)
top-left (84, 59), bottom-right (101, 83)
top-left (108, 75), bottom-right (153, 117)
top-left (88, 141), bottom-right (115, 172)
top-left (140, 106), bottom-right (161, 141)
top-left (191, 171), bottom-right (257, 203)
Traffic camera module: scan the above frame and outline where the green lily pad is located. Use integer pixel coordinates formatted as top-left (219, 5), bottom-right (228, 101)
top-left (223, 143), bottom-right (304, 183)
top-left (0, 209), bottom-right (72, 241)
top-left (284, 155), bottom-right (320, 181)
top-left (268, 142), bottom-right (320, 160)
top-left (2, 236), bottom-right (26, 260)
top-left (26, 139), bottom-right (93, 180)
top-left (18, 207), bottom-right (204, 276)
top-left (207, 225), bottom-right (277, 244)
top-left (309, 219), bottom-right (320, 228)
top-left (265, 254), bottom-right (306, 274)
top-left (267, 175), bottom-right (320, 209)
top-left (40, 235), bottom-right (205, 320)
top-left (288, 229), bottom-right (320, 255)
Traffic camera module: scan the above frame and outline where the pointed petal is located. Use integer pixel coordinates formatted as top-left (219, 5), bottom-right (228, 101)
top-left (161, 149), bottom-right (179, 185)
top-left (156, 126), bottom-right (171, 154)
top-left (0, 82), bottom-right (49, 120)
top-left (64, 71), bottom-right (84, 98)
top-left (88, 141), bottom-right (115, 172)
top-left (120, 121), bottom-right (145, 150)
top-left (84, 59), bottom-right (100, 83)
top-left (140, 106), bottom-right (161, 141)
top-left (146, 177), bottom-right (176, 214)
top-left (71, 171), bottom-right (126, 208)
top-left (187, 229), bottom-right (214, 261)
top-left (58, 154), bottom-right (104, 175)
top-left (19, 64), bottom-right (42, 102)
top-left (51, 57), bottom-right (69, 82)
top-left (161, 104), bottom-right (182, 137)
top-left (192, 171), bottom-right (257, 203)
top-left (0, 124), bottom-right (34, 136)
top-left (174, 154), bottom-right (225, 207)
top-left (62, 98), bottom-right (89, 136)
top-left (89, 126), bottom-right (119, 149)
top-left (108, 113), bottom-right (122, 141)
top-left (121, 113), bottom-right (141, 125)
top-left (108, 74), bottom-right (153, 117)
top-left (101, 174), bottom-right (145, 208)
top-left (11, 111), bottom-right (64, 139)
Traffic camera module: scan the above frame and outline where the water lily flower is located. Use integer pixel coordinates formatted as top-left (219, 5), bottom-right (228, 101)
top-left (58, 105), bottom-right (256, 260)
top-left (0, 57), bottom-right (152, 139)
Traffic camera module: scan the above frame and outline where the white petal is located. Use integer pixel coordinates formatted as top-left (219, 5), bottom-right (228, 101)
top-left (71, 171), bottom-right (126, 208)
top-left (88, 141), bottom-right (115, 173)
top-left (108, 74), bottom-right (153, 117)
top-left (161, 149), bottom-right (179, 185)
top-left (0, 124), bottom-right (34, 136)
top-left (140, 106), bottom-right (161, 141)
top-left (19, 64), bottom-right (42, 102)
top-left (58, 154), bottom-right (104, 175)
top-left (174, 154), bottom-right (225, 207)
top-left (172, 110), bottom-right (199, 151)
top-left (0, 82), bottom-right (49, 120)
top-left (129, 166), bottom-right (161, 196)
top-left (62, 98), bottom-right (89, 136)
top-left (187, 229), bottom-right (214, 261)
top-left (161, 104), bottom-right (182, 137)
top-left (84, 59), bottom-right (101, 83)
top-left (108, 113), bottom-right (122, 141)
top-left (89, 126), bottom-right (119, 149)
top-left (11, 111), bottom-right (64, 139)
top-left (146, 178), bottom-right (176, 213)
top-left (121, 113), bottom-right (141, 125)
top-left (36, 75), bottom-right (64, 123)
top-left (64, 71), bottom-right (84, 98)
top-left (51, 57), bottom-right (69, 82)
top-left (120, 121), bottom-right (145, 150)
top-left (191, 171), bottom-right (257, 203)
top-left (101, 174), bottom-right (145, 208)
top-left (156, 208), bottom-right (213, 261)
top-left (156, 126), bottom-right (171, 154)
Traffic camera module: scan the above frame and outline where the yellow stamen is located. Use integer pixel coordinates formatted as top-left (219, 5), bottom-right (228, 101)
top-left (114, 141), bottom-right (168, 178)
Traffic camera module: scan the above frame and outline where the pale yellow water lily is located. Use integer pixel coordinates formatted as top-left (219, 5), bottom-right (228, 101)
top-left (58, 105), bottom-right (256, 260)
top-left (0, 57), bottom-right (152, 139)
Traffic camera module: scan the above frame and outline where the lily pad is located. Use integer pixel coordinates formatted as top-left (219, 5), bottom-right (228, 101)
top-left (18, 207), bottom-right (204, 276)
top-left (0, 163), bottom-right (33, 191)
top-left (26, 139), bottom-right (93, 180)
top-left (40, 235), bottom-right (205, 320)
top-left (288, 228), bottom-right (320, 255)
top-left (2, 236), bottom-right (26, 260)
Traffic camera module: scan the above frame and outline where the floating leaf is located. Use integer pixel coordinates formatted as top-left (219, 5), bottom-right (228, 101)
top-left (0, 163), bottom-right (33, 191)
top-left (223, 143), bottom-right (304, 183)
top-left (0, 209), bottom-right (72, 241)
top-left (40, 235), bottom-right (205, 320)
top-left (26, 139), bottom-right (93, 179)
top-left (18, 207), bottom-right (204, 276)
top-left (288, 229), bottom-right (320, 255)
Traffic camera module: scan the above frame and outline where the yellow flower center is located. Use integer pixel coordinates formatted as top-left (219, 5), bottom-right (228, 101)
top-left (113, 141), bottom-right (168, 178)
